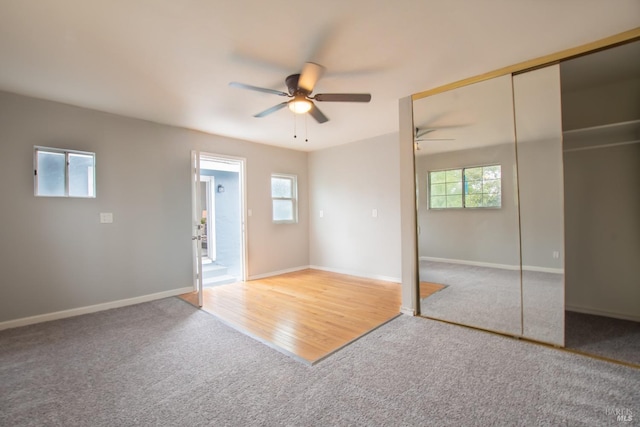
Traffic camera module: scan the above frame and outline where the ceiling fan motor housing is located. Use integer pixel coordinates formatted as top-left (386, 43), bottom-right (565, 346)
top-left (286, 74), bottom-right (308, 96)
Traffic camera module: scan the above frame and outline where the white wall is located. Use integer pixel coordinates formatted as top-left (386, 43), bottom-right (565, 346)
top-left (0, 91), bottom-right (309, 324)
top-left (308, 133), bottom-right (401, 282)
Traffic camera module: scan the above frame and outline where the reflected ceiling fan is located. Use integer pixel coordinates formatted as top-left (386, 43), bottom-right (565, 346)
top-left (415, 127), bottom-right (456, 141)
top-left (229, 62), bottom-right (371, 123)
top-left (414, 127), bottom-right (456, 151)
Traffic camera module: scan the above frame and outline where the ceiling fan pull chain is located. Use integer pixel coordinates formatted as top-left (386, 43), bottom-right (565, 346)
top-left (293, 113), bottom-right (297, 139)
top-left (305, 113), bottom-right (309, 142)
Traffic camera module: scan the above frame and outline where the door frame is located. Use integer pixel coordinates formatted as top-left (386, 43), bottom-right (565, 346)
top-left (193, 151), bottom-right (248, 289)
top-left (191, 150), bottom-right (204, 306)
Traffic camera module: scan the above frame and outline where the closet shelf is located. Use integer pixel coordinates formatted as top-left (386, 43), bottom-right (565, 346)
top-left (563, 119), bottom-right (640, 150)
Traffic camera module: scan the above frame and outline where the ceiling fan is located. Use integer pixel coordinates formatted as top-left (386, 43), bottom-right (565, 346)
top-left (229, 62), bottom-right (371, 123)
top-left (414, 127), bottom-right (456, 142)
top-left (414, 127), bottom-right (456, 151)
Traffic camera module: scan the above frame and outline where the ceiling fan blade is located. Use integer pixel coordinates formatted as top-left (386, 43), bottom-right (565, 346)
top-left (229, 82), bottom-right (289, 97)
top-left (308, 103), bottom-right (329, 123)
top-left (298, 62), bottom-right (326, 93)
top-left (314, 93), bottom-right (371, 102)
top-left (415, 128), bottom-right (436, 139)
top-left (254, 102), bottom-right (289, 118)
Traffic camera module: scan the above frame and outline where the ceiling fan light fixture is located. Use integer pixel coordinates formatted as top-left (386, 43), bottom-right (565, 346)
top-left (288, 97), bottom-right (312, 114)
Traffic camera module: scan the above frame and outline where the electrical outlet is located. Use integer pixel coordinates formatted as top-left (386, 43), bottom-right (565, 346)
top-left (372, 208), bottom-right (378, 218)
top-left (553, 251), bottom-right (559, 259)
top-left (319, 210), bottom-right (324, 218)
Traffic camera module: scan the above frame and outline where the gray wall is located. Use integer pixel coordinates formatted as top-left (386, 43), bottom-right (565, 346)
top-left (561, 77), bottom-right (640, 131)
top-left (415, 143), bottom-right (521, 267)
top-left (0, 90), bottom-right (308, 323)
top-left (516, 138), bottom-right (565, 271)
top-left (563, 143), bottom-right (640, 320)
top-left (561, 57), bottom-right (640, 320)
top-left (308, 133), bottom-right (402, 281)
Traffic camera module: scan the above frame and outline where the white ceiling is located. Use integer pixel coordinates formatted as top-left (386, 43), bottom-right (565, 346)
top-left (0, 0), bottom-right (638, 152)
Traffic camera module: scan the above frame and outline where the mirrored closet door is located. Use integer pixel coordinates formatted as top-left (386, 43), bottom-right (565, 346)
top-left (414, 67), bottom-right (566, 346)
top-left (414, 74), bottom-right (523, 337)
top-left (513, 65), bottom-right (565, 346)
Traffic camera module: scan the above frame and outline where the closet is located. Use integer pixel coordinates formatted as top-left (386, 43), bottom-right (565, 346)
top-left (561, 40), bottom-right (640, 323)
top-left (411, 34), bottom-right (639, 356)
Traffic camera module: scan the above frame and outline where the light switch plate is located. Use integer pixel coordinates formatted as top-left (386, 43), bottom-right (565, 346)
top-left (100, 213), bottom-right (113, 224)
top-left (372, 208), bottom-right (378, 218)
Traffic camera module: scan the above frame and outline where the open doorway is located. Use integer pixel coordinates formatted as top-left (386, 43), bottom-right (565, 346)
top-left (198, 153), bottom-right (246, 288)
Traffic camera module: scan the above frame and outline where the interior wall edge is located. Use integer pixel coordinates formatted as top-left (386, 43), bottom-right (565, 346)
top-left (398, 96), bottom-right (420, 313)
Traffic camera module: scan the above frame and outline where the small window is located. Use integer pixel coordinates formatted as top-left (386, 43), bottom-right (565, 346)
top-left (429, 165), bottom-right (501, 209)
top-left (35, 147), bottom-right (96, 198)
top-left (271, 174), bottom-right (297, 223)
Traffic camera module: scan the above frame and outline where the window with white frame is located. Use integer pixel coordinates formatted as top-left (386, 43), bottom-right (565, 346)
top-left (429, 164), bottom-right (501, 209)
top-left (271, 173), bottom-right (297, 223)
top-left (34, 147), bottom-right (96, 198)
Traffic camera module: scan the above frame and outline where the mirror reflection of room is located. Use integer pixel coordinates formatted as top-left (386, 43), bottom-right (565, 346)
top-left (414, 75), bottom-right (523, 337)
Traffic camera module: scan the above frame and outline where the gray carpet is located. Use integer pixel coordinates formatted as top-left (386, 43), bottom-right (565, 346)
top-left (420, 260), bottom-right (564, 345)
top-left (1, 297), bottom-right (639, 426)
top-left (566, 311), bottom-right (640, 366)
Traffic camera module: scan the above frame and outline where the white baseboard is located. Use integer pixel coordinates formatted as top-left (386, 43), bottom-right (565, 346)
top-left (400, 306), bottom-right (417, 316)
top-left (249, 265), bottom-right (401, 284)
top-left (566, 305), bottom-right (640, 323)
top-left (420, 256), bottom-right (519, 271)
top-left (248, 266), bottom-right (311, 280)
top-left (420, 256), bottom-right (563, 274)
top-left (522, 265), bottom-right (564, 274)
top-left (0, 286), bottom-right (193, 331)
top-left (308, 265), bottom-right (401, 284)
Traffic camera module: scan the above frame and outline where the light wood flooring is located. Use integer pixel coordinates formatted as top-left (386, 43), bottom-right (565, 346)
top-left (179, 269), bottom-right (401, 364)
top-left (420, 282), bottom-right (446, 299)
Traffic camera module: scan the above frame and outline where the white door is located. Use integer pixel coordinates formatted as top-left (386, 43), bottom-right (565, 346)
top-left (191, 150), bottom-right (204, 307)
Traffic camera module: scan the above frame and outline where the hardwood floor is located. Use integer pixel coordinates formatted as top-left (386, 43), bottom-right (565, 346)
top-left (420, 282), bottom-right (446, 299)
top-left (179, 269), bottom-right (401, 364)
